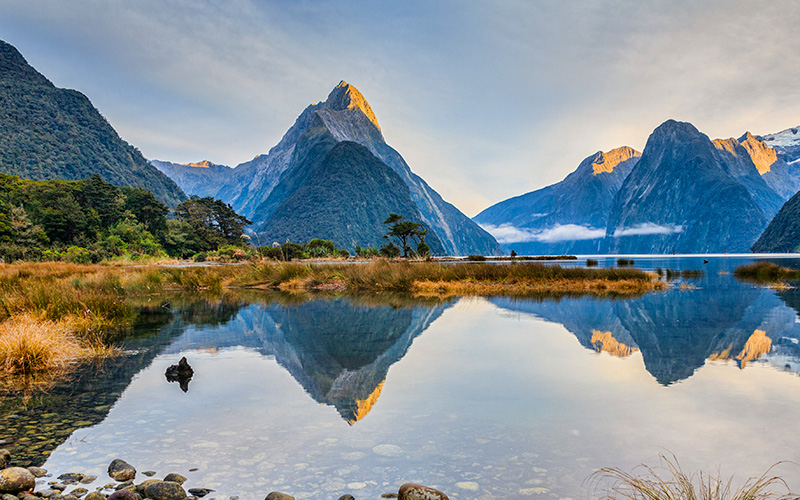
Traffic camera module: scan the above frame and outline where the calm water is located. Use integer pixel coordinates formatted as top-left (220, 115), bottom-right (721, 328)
top-left (3, 256), bottom-right (800, 499)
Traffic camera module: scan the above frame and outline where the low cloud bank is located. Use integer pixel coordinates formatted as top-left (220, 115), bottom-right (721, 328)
top-left (612, 223), bottom-right (683, 237)
top-left (480, 223), bottom-right (605, 243)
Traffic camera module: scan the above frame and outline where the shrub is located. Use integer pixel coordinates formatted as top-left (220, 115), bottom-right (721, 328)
top-left (586, 259), bottom-right (598, 267)
top-left (467, 255), bottom-right (487, 261)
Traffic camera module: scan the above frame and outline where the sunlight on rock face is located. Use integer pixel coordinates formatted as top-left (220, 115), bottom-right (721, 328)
top-left (591, 146), bottom-right (641, 175)
top-left (590, 330), bottom-right (639, 358)
top-left (346, 380), bottom-right (384, 425)
top-left (736, 330), bottom-right (772, 368)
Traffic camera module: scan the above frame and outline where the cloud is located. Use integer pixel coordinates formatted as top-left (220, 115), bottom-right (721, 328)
top-left (480, 223), bottom-right (606, 243)
top-left (613, 223), bottom-right (683, 237)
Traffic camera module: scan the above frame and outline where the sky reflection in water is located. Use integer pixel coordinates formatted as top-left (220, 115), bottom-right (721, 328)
top-left (37, 257), bottom-right (800, 500)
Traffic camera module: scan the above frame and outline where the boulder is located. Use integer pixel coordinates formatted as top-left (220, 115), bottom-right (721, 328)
top-left (265, 493), bottom-right (295, 500)
top-left (161, 474), bottom-right (185, 485)
top-left (107, 490), bottom-right (141, 500)
top-left (398, 483), bottom-right (450, 500)
top-left (108, 460), bottom-right (136, 482)
top-left (0, 467), bottom-right (35, 494)
top-left (134, 479), bottom-right (161, 496)
top-left (142, 481), bottom-right (186, 500)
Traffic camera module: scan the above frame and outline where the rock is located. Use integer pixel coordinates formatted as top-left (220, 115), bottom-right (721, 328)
top-left (134, 479), bottom-right (161, 496)
top-left (142, 481), bottom-right (186, 500)
top-left (39, 489), bottom-right (60, 498)
top-left (338, 496), bottom-right (355, 500)
top-left (398, 483), bottom-right (450, 500)
top-left (108, 460), bottom-right (136, 482)
top-left (264, 493), bottom-right (295, 500)
top-left (0, 450), bottom-right (10, 469)
top-left (106, 492), bottom-right (140, 500)
top-left (26, 468), bottom-right (46, 478)
top-left (187, 489), bottom-right (213, 497)
top-left (57, 495), bottom-right (80, 500)
top-left (80, 476), bottom-right (97, 484)
top-left (0, 467), bottom-right (35, 495)
top-left (141, 472), bottom-right (156, 478)
top-left (52, 484), bottom-right (68, 491)
top-left (165, 357), bottom-right (194, 392)
top-left (18, 495), bottom-right (36, 500)
top-left (71, 488), bottom-right (89, 497)
top-left (113, 481), bottom-right (134, 491)
top-left (2, 493), bottom-right (19, 500)
top-left (58, 474), bottom-right (86, 484)
top-left (161, 474), bottom-right (186, 485)
top-left (84, 493), bottom-right (106, 500)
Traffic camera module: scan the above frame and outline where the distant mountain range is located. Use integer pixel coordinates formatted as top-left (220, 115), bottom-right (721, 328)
top-left (0, 40), bottom-right (185, 206)
top-left (154, 82), bottom-right (500, 255)
top-left (476, 119), bottom-right (800, 254)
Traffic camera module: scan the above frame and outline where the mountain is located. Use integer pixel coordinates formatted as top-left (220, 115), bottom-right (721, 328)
top-left (157, 81), bottom-right (500, 256)
top-left (151, 159), bottom-right (232, 199)
top-left (0, 40), bottom-right (185, 206)
top-left (473, 146), bottom-right (640, 255)
top-left (761, 125), bottom-right (800, 165)
top-left (257, 133), bottom-right (445, 253)
top-left (751, 190), bottom-right (800, 252)
top-left (604, 120), bottom-right (770, 253)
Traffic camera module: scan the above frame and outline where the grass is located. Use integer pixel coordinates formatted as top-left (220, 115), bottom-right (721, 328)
top-left (734, 262), bottom-right (800, 283)
top-left (0, 259), bottom-right (665, 387)
top-left (592, 454), bottom-right (797, 500)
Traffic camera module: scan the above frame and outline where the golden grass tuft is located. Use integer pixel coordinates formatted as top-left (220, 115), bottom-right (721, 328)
top-left (0, 314), bottom-right (81, 374)
top-left (592, 454), bottom-right (798, 500)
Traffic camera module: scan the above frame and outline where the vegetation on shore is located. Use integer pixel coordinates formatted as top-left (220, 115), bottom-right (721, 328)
top-left (734, 261), bottom-right (800, 283)
top-left (0, 259), bottom-right (664, 385)
top-left (593, 454), bottom-right (797, 500)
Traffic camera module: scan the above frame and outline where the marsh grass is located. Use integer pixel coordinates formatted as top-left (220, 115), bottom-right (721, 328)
top-left (592, 454), bottom-right (798, 500)
top-left (734, 262), bottom-right (800, 283)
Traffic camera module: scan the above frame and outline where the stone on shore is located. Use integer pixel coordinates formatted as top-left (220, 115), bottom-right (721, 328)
top-left (187, 488), bottom-right (213, 497)
top-left (142, 480), bottom-right (186, 500)
top-left (0, 467), bottom-right (35, 494)
top-left (108, 460), bottom-right (136, 482)
top-left (338, 495), bottom-right (356, 500)
top-left (265, 492), bottom-right (295, 500)
top-left (80, 475), bottom-right (97, 484)
top-left (107, 490), bottom-right (141, 500)
top-left (398, 483), bottom-right (450, 500)
top-left (27, 467), bottom-right (47, 478)
top-left (135, 479), bottom-right (161, 496)
top-left (58, 473), bottom-right (86, 484)
top-left (84, 492), bottom-right (107, 500)
top-left (0, 451), bottom-right (10, 469)
top-left (161, 474), bottom-right (186, 485)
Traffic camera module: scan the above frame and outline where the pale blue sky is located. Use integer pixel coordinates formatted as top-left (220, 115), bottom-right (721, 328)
top-left (2, 0), bottom-right (799, 216)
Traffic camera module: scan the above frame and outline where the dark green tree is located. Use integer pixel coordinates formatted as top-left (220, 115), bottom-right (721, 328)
top-left (383, 213), bottom-right (428, 257)
top-left (173, 196), bottom-right (252, 253)
top-left (122, 186), bottom-right (169, 241)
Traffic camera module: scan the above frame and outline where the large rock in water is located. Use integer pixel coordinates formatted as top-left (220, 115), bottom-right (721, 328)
top-left (0, 467), bottom-right (35, 494)
top-left (142, 480), bottom-right (186, 500)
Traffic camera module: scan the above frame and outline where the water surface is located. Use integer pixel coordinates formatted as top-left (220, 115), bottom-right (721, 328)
top-left (3, 256), bottom-right (800, 499)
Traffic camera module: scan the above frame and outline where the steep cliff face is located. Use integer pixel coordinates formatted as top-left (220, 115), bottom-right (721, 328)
top-left (474, 147), bottom-right (640, 254)
top-left (0, 40), bottom-right (185, 206)
top-left (604, 120), bottom-right (769, 253)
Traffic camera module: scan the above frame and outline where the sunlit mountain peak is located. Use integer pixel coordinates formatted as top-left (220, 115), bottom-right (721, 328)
top-left (322, 80), bottom-right (381, 131)
top-left (591, 146), bottom-right (641, 175)
top-left (345, 380), bottom-right (385, 425)
top-left (590, 330), bottom-right (639, 358)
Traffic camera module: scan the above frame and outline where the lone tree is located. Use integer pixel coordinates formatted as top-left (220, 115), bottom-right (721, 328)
top-left (174, 196), bottom-right (252, 252)
top-left (383, 213), bottom-right (429, 257)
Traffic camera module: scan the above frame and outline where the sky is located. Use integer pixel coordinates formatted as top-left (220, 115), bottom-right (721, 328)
top-left (1, 0), bottom-right (800, 217)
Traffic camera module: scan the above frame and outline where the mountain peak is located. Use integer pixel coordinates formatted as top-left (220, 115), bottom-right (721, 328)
top-left (322, 81), bottom-right (381, 131)
top-left (590, 146), bottom-right (641, 175)
top-left (185, 160), bottom-right (217, 168)
top-left (737, 131), bottom-right (777, 175)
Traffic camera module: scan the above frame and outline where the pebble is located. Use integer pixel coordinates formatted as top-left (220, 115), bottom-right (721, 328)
top-left (80, 476), bottom-right (97, 484)
top-left (58, 473), bottom-right (86, 484)
top-left (0, 451), bottom-right (9, 470)
top-left (71, 487), bottom-right (89, 497)
top-left (398, 483), bottom-right (450, 500)
top-left (142, 472), bottom-right (156, 477)
top-left (372, 445), bottom-right (403, 457)
top-left (26, 467), bottom-right (47, 478)
top-left (187, 488), bottom-right (214, 497)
